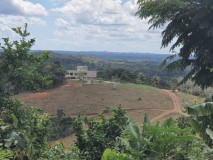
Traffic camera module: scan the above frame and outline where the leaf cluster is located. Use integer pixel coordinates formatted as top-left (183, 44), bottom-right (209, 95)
top-left (0, 99), bottom-right (50, 159)
top-left (73, 107), bottom-right (128, 160)
top-left (137, 0), bottom-right (213, 88)
top-left (0, 24), bottom-right (52, 98)
top-left (103, 117), bottom-right (204, 160)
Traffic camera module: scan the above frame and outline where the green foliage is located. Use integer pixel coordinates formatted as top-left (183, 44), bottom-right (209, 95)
top-left (40, 142), bottom-right (80, 160)
top-left (0, 99), bottom-right (50, 159)
top-left (117, 118), bottom-right (204, 160)
top-left (176, 116), bottom-right (192, 129)
top-left (0, 147), bottom-right (13, 160)
top-left (101, 149), bottom-right (132, 160)
top-left (185, 102), bottom-right (213, 147)
top-left (136, 72), bottom-right (145, 84)
top-left (185, 102), bottom-right (213, 116)
top-left (98, 68), bottom-right (169, 88)
top-left (36, 61), bottom-right (66, 88)
top-left (98, 68), bottom-right (137, 83)
top-left (50, 51), bottom-right (188, 83)
top-left (73, 107), bottom-right (128, 160)
top-left (137, 0), bottom-right (213, 88)
top-left (151, 76), bottom-right (161, 87)
top-left (170, 78), bottom-right (178, 90)
top-left (49, 110), bottom-right (74, 141)
top-left (206, 128), bottom-right (213, 141)
top-left (0, 24), bottom-right (53, 98)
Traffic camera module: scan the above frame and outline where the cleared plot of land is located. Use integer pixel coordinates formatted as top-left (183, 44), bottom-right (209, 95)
top-left (16, 81), bottom-right (204, 148)
top-left (14, 82), bottom-right (173, 123)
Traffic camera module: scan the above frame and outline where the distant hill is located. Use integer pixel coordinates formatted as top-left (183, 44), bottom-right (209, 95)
top-left (3, 49), bottom-right (185, 81)
top-left (50, 50), bottom-right (171, 63)
top-left (3, 49), bottom-right (171, 63)
top-left (45, 51), bottom-right (187, 82)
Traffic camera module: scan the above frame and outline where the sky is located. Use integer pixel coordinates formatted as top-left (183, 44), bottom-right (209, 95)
top-left (0, 0), bottom-right (171, 54)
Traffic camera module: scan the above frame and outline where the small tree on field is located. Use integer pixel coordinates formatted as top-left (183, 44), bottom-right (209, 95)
top-left (170, 78), bottom-right (178, 91)
top-left (136, 72), bottom-right (145, 84)
top-left (151, 76), bottom-right (161, 87)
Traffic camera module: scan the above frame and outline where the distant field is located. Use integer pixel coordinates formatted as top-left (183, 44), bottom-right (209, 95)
top-left (14, 81), bottom-right (174, 123)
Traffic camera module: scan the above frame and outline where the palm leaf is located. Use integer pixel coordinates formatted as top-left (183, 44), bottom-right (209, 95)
top-left (0, 148), bottom-right (13, 160)
top-left (123, 119), bottom-right (140, 139)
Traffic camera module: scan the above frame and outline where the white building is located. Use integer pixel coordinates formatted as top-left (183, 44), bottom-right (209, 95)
top-left (65, 66), bottom-right (97, 80)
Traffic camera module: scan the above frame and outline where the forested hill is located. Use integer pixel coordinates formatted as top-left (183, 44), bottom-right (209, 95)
top-left (44, 51), bottom-right (187, 82)
top-left (50, 50), bottom-right (170, 62)
top-left (1, 50), bottom-right (186, 81)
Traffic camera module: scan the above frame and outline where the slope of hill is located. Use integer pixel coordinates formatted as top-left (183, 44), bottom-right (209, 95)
top-left (14, 81), bottom-right (173, 123)
top-left (14, 81), bottom-right (204, 123)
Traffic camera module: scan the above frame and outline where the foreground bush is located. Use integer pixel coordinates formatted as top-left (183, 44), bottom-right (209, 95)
top-left (102, 117), bottom-right (205, 160)
top-left (73, 108), bottom-right (128, 160)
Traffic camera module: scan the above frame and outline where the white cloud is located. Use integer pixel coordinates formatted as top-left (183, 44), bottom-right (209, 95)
top-left (0, 15), bottom-right (46, 26)
top-left (52, 0), bottom-right (138, 26)
top-left (0, 0), bottom-right (170, 53)
top-left (51, 0), bottom-right (164, 52)
top-left (0, 15), bottom-right (46, 39)
top-left (0, 0), bottom-right (48, 16)
top-left (49, 0), bottom-right (168, 53)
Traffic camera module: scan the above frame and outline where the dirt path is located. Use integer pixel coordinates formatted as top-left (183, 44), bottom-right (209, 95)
top-left (150, 89), bottom-right (187, 123)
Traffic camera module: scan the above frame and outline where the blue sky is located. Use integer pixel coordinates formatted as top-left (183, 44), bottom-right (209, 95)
top-left (0, 0), bottom-right (171, 54)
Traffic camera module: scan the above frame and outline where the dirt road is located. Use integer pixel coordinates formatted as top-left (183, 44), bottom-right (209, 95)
top-left (150, 89), bottom-right (187, 123)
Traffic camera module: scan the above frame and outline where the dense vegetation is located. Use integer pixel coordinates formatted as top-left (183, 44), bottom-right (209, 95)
top-left (51, 51), bottom-right (170, 62)
top-left (49, 110), bottom-right (74, 141)
top-left (0, 25), bottom-right (66, 159)
top-left (98, 68), bottom-right (169, 89)
top-left (46, 52), bottom-right (187, 82)
top-left (73, 108), bottom-right (128, 160)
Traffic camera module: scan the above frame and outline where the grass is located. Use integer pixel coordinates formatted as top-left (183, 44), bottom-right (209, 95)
top-left (177, 92), bottom-right (204, 107)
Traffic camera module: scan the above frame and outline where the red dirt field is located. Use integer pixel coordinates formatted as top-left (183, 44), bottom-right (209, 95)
top-left (14, 82), bottom-right (175, 123)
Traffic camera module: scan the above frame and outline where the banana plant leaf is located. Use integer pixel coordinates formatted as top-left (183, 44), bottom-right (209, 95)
top-left (185, 102), bottom-right (213, 116)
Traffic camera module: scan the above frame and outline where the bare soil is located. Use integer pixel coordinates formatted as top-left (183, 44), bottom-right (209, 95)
top-left (150, 89), bottom-right (188, 123)
top-left (15, 82), bottom-right (174, 123)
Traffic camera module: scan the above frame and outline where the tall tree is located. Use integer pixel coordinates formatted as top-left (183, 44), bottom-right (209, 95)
top-left (0, 24), bottom-right (51, 99)
top-left (137, 0), bottom-right (213, 88)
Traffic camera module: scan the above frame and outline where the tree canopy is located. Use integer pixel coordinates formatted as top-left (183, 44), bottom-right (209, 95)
top-left (137, 0), bottom-right (213, 88)
top-left (0, 24), bottom-right (66, 100)
top-left (0, 24), bottom-right (51, 99)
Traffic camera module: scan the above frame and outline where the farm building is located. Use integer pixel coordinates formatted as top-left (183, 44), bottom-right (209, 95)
top-left (65, 66), bottom-right (97, 80)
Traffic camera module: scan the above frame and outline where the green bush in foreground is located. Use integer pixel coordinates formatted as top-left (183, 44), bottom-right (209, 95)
top-left (102, 117), bottom-right (205, 160)
top-left (73, 108), bottom-right (128, 160)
